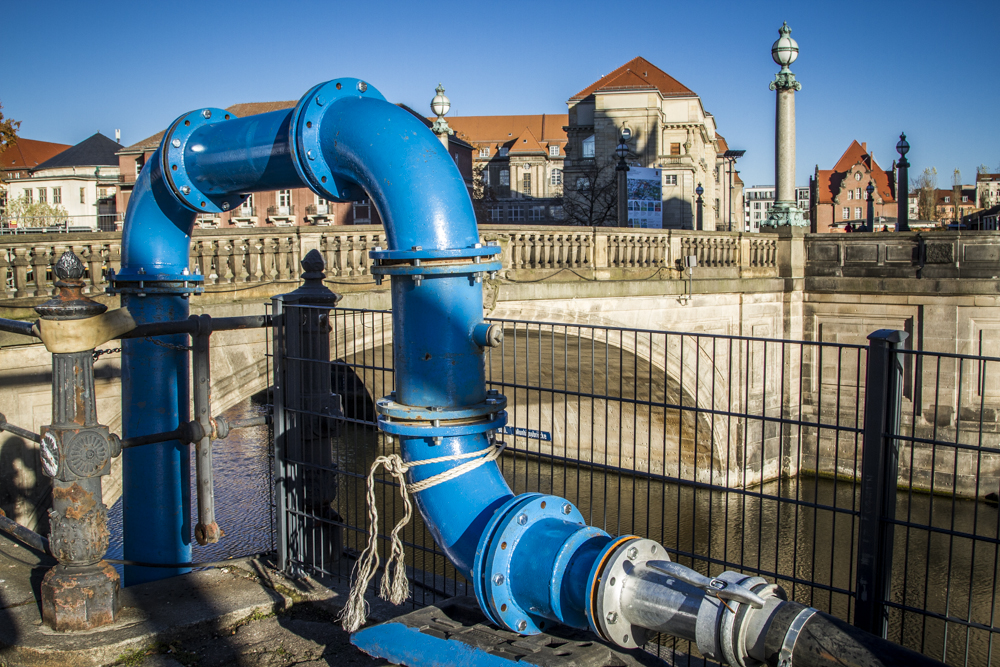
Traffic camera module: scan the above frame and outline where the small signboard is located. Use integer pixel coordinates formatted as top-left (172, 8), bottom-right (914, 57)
top-left (627, 167), bottom-right (663, 229)
top-left (503, 426), bottom-right (552, 442)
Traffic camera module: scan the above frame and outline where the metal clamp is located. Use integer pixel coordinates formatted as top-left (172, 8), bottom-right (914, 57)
top-left (778, 607), bottom-right (817, 667)
top-left (647, 561), bottom-right (766, 609)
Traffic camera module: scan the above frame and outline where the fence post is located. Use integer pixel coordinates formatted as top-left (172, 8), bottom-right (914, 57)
top-left (855, 328), bottom-right (908, 638)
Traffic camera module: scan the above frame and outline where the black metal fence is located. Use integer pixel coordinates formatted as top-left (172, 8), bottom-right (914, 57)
top-left (269, 305), bottom-right (1000, 666)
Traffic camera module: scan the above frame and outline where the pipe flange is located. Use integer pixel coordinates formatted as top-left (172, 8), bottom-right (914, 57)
top-left (106, 269), bottom-right (204, 296)
top-left (476, 494), bottom-right (588, 635)
top-left (376, 391), bottom-right (506, 422)
top-left (589, 537), bottom-right (662, 649)
top-left (377, 410), bottom-right (506, 439)
top-left (290, 78), bottom-right (385, 203)
top-left (161, 108), bottom-right (248, 214)
top-left (370, 246), bottom-right (502, 262)
top-left (371, 260), bottom-right (503, 278)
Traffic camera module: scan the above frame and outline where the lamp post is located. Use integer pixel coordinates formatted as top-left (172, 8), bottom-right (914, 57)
top-left (896, 133), bottom-right (910, 232)
top-left (763, 22), bottom-right (806, 227)
top-left (695, 183), bottom-right (704, 231)
top-left (616, 126), bottom-right (631, 228)
top-left (865, 181), bottom-right (875, 232)
top-left (430, 83), bottom-right (453, 149)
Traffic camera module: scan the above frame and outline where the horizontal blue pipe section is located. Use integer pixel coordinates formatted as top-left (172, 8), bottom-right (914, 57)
top-left (184, 109), bottom-right (303, 196)
top-left (352, 623), bottom-right (514, 667)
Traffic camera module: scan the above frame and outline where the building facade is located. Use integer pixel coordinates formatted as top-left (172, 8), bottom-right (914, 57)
top-left (0, 137), bottom-right (71, 214)
top-left (744, 185), bottom-right (809, 232)
top-left (809, 141), bottom-right (896, 233)
top-left (5, 133), bottom-right (120, 230)
top-left (443, 115), bottom-right (567, 224)
top-left (562, 57), bottom-right (743, 230)
top-left (976, 173), bottom-right (1000, 210)
top-left (935, 187), bottom-right (977, 224)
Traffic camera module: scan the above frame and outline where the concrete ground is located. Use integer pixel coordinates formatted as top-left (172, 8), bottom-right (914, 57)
top-left (0, 531), bottom-right (393, 667)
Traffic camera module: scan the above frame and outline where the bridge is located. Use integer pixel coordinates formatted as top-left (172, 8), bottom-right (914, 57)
top-left (3, 224), bottom-right (1000, 529)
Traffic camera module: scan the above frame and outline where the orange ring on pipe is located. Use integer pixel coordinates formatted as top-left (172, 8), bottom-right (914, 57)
top-left (588, 535), bottom-right (639, 640)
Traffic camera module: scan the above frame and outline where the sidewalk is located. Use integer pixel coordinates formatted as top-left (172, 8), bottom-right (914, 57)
top-left (0, 532), bottom-right (392, 667)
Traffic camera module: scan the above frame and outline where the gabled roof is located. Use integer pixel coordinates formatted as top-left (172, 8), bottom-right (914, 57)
top-left (120, 101), bottom-right (298, 155)
top-left (1, 138), bottom-right (71, 171)
top-left (570, 57), bottom-right (695, 101)
top-left (814, 140), bottom-right (896, 205)
top-left (509, 127), bottom-right (545, 154)
top-left (443, 115), bottom-right (568, 147)
top-left (33, 133), bottom-right (120, 171)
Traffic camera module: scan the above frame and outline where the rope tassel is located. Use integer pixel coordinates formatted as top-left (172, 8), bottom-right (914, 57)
top-left (338, 439), bottom-right (505, 632)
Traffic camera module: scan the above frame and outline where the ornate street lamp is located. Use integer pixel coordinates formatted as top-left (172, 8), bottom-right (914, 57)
top-left (865, 180), bottom-right (875, 232)
top-left (430, 83), bottom-right (453, 148)
top-left (896, 133), bottom-right (910, 232)
top-left (616, 125), bottom-right (631, 227)
top-left (763, 22), bottom-right (805, 228)
top-left (695, 183), bottom-right (704, 231)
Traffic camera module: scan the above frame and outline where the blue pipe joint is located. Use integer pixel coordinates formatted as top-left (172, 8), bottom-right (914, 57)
top-left (161, 108), bottom-right (249, 214)
top-left (289, 78), bottom-right (384, 203)
top-left (584, 534), bottom-right (641, 640)
top-left (474, 494), bottom-right (611, 635)
top-left (376, 389), bottom-right (507, 440)
top-left (106, 269), bottom-right (204, 297)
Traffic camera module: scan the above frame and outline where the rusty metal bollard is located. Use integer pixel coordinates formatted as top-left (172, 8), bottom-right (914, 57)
top-left (36, 251), bottom-right (121, 631)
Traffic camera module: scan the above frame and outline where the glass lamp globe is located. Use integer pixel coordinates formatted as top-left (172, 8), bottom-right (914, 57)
top-left (431, 84), bottom-right (450, 118)
top-left (696, 184), bottom-right (704, 196)
top-left (616, 142), bottom-right (629, 159)
top-left (896, 133), bottom-right (909, 156)
top-left (771, 22), bottom-right (799, 68)
top-left (866, 181), bottom-right (875, 197)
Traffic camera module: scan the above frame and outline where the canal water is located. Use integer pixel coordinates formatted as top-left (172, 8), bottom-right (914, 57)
top-left (108, 399), bottom-right (1000, 666)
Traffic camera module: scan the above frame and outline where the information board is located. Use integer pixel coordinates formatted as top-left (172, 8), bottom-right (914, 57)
top-left (627, 167), bottom-right (663, 229)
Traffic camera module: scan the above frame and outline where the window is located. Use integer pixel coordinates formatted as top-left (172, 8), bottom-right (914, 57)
top-left (842, 207), bottom-right (849, 220)
top-left (38, 188), bottom-right (47, 204)
top-left (664, 174), bottom-right (677, 186)
top-left (353, 199), bottom-right (371, 222)
top-left (499, 147), bottom-right (509, 157)
top-left (80, 188), bottom-right (85, 204)
top-left (500, 169), bottom-right (510, 186)
top-left (522, 173), bottom-right (531, 196)
top-left (855, 188), bottom-right (861, 200)
top-left (855, 173), bottom-right (862, 181)
top-left (482, 169), bottom-right (490, 186)
top-left (241, 194), bottom-right (254, 212)
top-left (576, 177), bottom-right (590, 191)
top-left (754, 202), bottom-right (761, 210)
top-left (582, 135), bottom-right (595, 159)
top-left (848, 190), bottom-right (853, 201)
top-left (25, 189), bottom-right (33, 204)
top-left (550, 168), bottom-right (562, 186)
top-left (670, 143), bottom-right (681, 156)
top-left (529, 206), bottom-right (544, 221)
top-left (551, 205), bottom-right (564, 220)
top-left (278, 190), bottom-right (292, 207)
top-left (479, 147), bottom-right (490, 158)
top-left (135, 156), bottom-right (145, 177)
top-left (489, 205), bottom-right (503, 221)
top-left (855, 207), bottom-right (862, 219)
top-left (962, 195), bottom-right (969, 202)
top-left (98, 187), bottom-right (108, 198)
top-left (549, 145), bottom-right (560, 157)
top-left (944, 196), bottom-right (950, 203)
top-left (52, 187), bottom-right (61, 204)
top-left (510, 206), bottom-right (524, 222)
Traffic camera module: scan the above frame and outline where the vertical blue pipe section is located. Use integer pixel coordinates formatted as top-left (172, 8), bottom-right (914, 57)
top-left (314, 97), bottom-right (512, 577)
top-left (120, 151), bottom-right (197, 584)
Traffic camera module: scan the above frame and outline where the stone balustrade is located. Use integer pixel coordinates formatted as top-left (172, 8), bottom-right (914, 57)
top-left (0, 225), bottom-right (783, 305)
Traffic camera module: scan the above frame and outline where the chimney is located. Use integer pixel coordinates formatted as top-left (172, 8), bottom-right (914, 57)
top-left (861, 142), bottom-right (867, 153)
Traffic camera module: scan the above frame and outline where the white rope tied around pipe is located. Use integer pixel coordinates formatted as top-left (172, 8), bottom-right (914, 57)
top-left (338, 438), bottom-right (506, 632)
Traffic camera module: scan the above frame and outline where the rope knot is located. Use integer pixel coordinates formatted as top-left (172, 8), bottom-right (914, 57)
top-left (338, 439), bottom-right (505, 632)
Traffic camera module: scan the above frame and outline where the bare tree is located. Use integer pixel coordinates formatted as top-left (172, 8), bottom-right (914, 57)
top-left (913, 167), bottom-right (937, 222)
top-left (563, 158), bottom-right (619, 226)
top-left (469, 163), bottom-right (500, 224)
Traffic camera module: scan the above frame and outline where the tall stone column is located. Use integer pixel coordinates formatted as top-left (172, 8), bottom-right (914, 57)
top-left (763, 22), bottom-right (806, 228)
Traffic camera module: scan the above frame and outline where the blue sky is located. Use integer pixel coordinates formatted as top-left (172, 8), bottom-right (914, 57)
top-left (4, 0), bottom-right (997, 187)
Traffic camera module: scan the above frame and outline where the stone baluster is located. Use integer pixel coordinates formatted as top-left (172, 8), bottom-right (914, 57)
top-left (86, 244), bottom-right (105, 293)
top-left (0, 249), bottom-right (11, 298)
top-left (109, 242), bottom-right (121, 275)
top-left (359, 236), bottom-right (371, 275)
top-left (31, 246), bottom-right (52, 297)
top-left (12, 248), bottom-right (29, 298)
top-left (277, 238), bottom-right (292, 281)
top-left (234, 237), bottom-right (249, 282)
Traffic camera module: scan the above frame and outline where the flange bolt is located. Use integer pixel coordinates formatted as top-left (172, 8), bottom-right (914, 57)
top-left (606, 611), bottom-right (618, 624)
top-left (493, 574), bottom-right (504, 586)
top-left (517, 513), bottom-right (528, 526)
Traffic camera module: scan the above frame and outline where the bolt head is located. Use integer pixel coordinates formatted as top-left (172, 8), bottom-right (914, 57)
top-left (202, 109), bottom-right (212, 119)
top-left (316, 95), bottom-right (325, 106)
top-left (561, 503), bottom-right (572, 515)
top-left (307, 150), bottom-right (315, 161)
top-left (493, 574), bottom-right (504, 586)
top-left (357, 81), bottom-right (368, 92)
top-left (627, 547), bottom-right (639, 560)
top-left (221, 201), bottom-right (230, 211)
top-left (516, 620), bottom-right (527, 632)
top-left (606, 611), bottom-right (618, 624)
top-left (171, 139), bottom-right (181, 148)
top-left (180, 186), bottom-right (191, 195)
top-left (516, 513), bottom-right (528, 526)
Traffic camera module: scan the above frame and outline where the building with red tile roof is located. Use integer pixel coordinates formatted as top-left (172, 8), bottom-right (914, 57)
top-left (0, 138), bottom-right (71, 214)
top-left (809, 141), bottom-right (897, 233)
top-left (563, 57), bottom-right (743, 229)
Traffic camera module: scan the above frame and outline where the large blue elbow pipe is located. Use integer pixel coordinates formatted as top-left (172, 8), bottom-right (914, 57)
top-left (118, 78), bottom-right (612, 639)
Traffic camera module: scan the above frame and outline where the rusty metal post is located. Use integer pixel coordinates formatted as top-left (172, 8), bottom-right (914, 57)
top-left (275, 249), bottom-right (343, 571)
top-left (191, 314), bottom-right (220, 545)
top-left (36, 251), bottom-right (121, 631)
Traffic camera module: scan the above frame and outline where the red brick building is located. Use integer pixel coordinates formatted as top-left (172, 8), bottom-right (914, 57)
top-left (117, 101), bottom-right (472, 229)
top-left (809, 141), bottom-right (896, 233)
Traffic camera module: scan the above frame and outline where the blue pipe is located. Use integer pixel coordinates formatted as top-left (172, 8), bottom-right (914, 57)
top-left (119, 78), bottom-right (610, 635)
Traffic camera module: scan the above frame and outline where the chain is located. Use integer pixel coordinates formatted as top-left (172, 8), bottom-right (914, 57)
top-left (92, 347), bottom-right (121, 360)
top-left (143, 336), bottom-right (192, 352)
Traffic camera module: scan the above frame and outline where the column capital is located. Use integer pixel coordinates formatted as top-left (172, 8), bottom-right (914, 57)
top-left (769, 71), bottom-right (802, 91)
